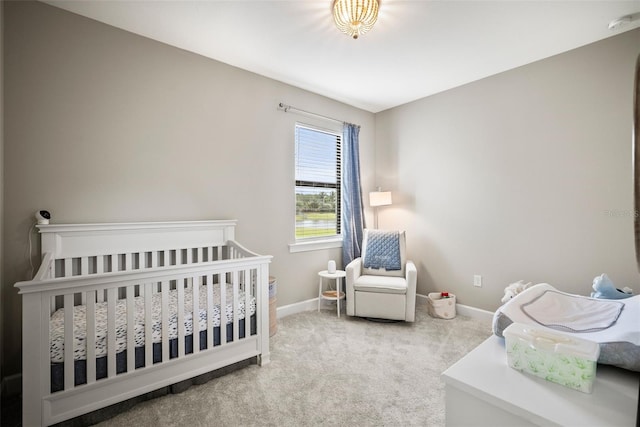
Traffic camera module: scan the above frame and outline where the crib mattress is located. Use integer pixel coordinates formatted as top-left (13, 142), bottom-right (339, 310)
top-left (50, 283), bottom-right (256, 363)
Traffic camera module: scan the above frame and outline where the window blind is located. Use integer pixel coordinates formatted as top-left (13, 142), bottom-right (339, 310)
top-left (295, 124), bottom-right (342, 240)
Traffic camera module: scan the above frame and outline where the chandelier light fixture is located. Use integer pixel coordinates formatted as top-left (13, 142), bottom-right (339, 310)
top-left (332, 0), bottom-right (379, 39)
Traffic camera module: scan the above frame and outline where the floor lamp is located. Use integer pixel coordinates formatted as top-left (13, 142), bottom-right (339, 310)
top-left (369, 189), bottom-right (392, 229)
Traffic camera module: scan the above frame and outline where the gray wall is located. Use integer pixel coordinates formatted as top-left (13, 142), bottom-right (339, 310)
top-left (2, 1), bottom-right (375, 378)
top-left (376, 28), bottom-right (640, 311)
top-left (4, 0), bottom-right (640, 389)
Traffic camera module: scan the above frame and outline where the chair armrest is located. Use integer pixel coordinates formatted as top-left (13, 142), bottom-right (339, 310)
top-left (346, 257), bottom-right (362, 283)
top-left (346, 257), bottom-right (362, 316)
top-left (405, 260), bottom-right (417, 322)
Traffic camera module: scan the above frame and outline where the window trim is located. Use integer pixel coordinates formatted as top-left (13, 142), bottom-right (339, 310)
top-left (288, 236), bottom-right (342, 253)
top-left (293, 122), bottom-right (342, 244)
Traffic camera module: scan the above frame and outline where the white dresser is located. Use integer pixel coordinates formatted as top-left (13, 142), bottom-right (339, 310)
top-left (442, 336), bottom-right (640, 426)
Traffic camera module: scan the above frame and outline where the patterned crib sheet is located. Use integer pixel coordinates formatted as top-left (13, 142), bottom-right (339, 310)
top-left (50, 283), bottom-right (256, 363)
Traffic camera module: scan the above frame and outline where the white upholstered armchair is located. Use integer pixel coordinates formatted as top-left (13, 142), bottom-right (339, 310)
top-left (346, 229), bottom-right (417, 322)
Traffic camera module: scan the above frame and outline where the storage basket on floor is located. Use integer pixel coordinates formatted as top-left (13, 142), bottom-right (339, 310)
top-left (427, 292), bottom-right (456, 319)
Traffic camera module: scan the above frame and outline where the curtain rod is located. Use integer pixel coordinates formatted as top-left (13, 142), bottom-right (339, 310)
top-left (278, 102), bottom-right (345, 125)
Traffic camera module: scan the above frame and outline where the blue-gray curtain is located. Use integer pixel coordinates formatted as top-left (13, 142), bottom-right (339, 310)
top-left (341, 123), bottom-right (366, 267)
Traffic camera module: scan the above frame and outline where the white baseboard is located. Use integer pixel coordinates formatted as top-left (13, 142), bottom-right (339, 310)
top-left (276, 297), bottom-right (318, 318)
top-left (278, 294), bottom-right (494, 323)
top-left (455, 303), bottom-right (494, 323)
top-left (1, 373), bottom-right (21, 397)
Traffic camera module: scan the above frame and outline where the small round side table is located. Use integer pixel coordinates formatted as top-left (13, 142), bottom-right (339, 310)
top-left (317, 270), bottom-right (347, 317)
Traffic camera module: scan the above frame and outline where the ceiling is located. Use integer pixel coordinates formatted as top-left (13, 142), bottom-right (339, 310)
top-left (44, 0), bottom-right (640, 113)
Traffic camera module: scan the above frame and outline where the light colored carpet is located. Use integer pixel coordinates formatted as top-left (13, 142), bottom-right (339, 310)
top-left (95, 302), bottom-right (492, 427)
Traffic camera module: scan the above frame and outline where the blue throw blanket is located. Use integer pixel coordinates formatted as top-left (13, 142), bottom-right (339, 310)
top-left (363, 230), bottom-right (401, 270)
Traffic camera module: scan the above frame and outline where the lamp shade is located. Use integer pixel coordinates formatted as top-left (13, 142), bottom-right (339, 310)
top-left (369, 191), bottom-right (392, 207)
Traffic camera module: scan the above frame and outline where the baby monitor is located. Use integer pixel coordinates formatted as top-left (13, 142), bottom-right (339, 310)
top-left (35, 210), bottom-right (51, 225)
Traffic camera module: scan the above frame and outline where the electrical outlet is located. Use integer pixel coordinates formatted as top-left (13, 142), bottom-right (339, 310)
top-left (473, 275), bottom-right (482, 287)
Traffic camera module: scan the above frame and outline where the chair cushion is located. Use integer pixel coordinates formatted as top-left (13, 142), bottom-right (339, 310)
top-left (361, 229), bottom-right (406, 278)
top-left (353, 275), bottom-right (407, 295)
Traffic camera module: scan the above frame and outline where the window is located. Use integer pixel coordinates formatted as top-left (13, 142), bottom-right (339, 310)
top-left (295, 124), bottom-right (341, 240)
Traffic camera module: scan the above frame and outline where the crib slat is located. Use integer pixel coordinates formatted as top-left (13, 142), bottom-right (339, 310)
top-left (197, 247), bottom-right (203, 263)
top-left (86, 291), bottom-right (97, 384)
top-left (107, 288), bottom-right (117, 378)
top-left (63, 294), bottom-right (74, 390)
top-left (41, 294), bottom-right (52, 398)
top-left (151, 251), bottom-right (158, 268)
top-left (144, 283), bottom-right (153, 366)
top-left (186, 249), bottom-right (193, 265)
top-left (220, 277), bottom-right (227, 345)
top-left (125, 253), bottom-right (132, 271)
top-left (64, 258), bottom-right (72, 277)
top-left (80, 266), bottom-right (88, 304)
top-left (96, 255), bottom-right (105, 274)
top-left (177, 280), bottom-right (185, 358)
top-left (192, 277), bottom-right (200, 355)
top-left (245, 269), bottom-right (251, 337)
top-left (206, 279), bottom-right (214, 349)
top-left (233, 271), bottom-right (239, 342)
top-left (161, 281), bottom-right (169, 362)
top-left (126, 286), bottom-right (135, 373)
top-left (110, 254), bottom-right (118, 272)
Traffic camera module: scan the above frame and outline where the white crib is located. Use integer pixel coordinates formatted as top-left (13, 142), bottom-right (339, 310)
top-left (14, 220), bottom-right (272, 426)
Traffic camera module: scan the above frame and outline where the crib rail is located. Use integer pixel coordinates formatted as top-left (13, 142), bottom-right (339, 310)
top-left (30, 241), bottom-right (256, 308)
top-left (37, 244), bottom-right (247, 278)
top-left (16, 244), bottom-right (271, 426)
top-left (32, 220), bottom-right (237, 276)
